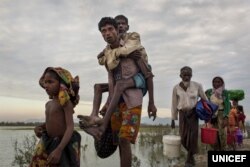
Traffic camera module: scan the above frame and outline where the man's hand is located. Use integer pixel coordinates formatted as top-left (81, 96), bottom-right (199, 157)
top-left (127, 50), bottom-right (141, 60)
top-left (148, 103), bottom-right (157, 121)
top-left (171, 120), bottom-right (175, 129)
top-left (97, 51), bottom-right (105, 59)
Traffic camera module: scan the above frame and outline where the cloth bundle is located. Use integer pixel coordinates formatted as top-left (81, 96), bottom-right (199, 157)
top-left (94, 122), bottom-right (117, 158)
top-left (196, 99), bottom-right (218, 122)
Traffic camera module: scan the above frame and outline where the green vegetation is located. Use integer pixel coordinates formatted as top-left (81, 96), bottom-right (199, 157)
top-left (0, 121), bottom-right (80, 127)
top-left (10, 125), bottom-right (250, 167)
top-left (132, 154), bottom-right (141, 167)
top-left (12, 135), bottom-right (37, 167)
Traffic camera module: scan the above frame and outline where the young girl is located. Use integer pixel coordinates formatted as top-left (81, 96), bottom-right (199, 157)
top-left (228, 105), bottom-right (238, 132)
top-left (30, 67), bottom-right (81, 167)
top-left (237, 105), bottom-right (246, 133)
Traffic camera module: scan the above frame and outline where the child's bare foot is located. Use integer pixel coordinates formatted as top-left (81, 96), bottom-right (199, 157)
top-left (97, 124), bottom-right (108, 137)
top-left (83, 127), bottom-right (102, 140)
top-left (79, 119), bottom-right (90, 129)
top-left (77, 115), bottom-right (103, 127)
top-left (83, 123), bottom-right (109, 140)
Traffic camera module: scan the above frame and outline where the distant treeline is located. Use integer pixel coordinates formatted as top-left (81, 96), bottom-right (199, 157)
top-left (140, 124), bottom-right (171, 127)
top-left (0, 122), bottom-right (42, 126)
top-left (0, 122), bottom-right (80, 126)
top-left (1, 121), bottom-right (249, 127)
top-left (0, 122), bottom-right (170, 127)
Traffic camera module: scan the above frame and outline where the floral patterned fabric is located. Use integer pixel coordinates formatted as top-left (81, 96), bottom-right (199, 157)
top-left (29, 131), bottom-right (81, 167)
top-left (111, 102), bottom-right (142, 144)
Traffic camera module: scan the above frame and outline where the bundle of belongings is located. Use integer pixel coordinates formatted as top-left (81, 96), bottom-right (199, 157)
top-left (196, 99), bottom-right (218, 122)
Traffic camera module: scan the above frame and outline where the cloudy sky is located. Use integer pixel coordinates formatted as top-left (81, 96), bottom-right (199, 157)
top-left (0, 0), bottom-right (249, 122)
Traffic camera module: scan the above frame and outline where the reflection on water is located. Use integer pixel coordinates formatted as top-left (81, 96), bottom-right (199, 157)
top-left (0, 126), bottom-right (176, 167)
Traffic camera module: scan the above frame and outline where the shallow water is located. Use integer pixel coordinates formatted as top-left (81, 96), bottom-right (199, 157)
top-left (0, 126), bottom-right (169, 167)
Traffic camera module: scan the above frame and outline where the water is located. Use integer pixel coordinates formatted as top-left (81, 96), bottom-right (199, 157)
top-left (0, 127), bottom-right (29, 167)
top-left (0, 127), bottom-right (168, 167)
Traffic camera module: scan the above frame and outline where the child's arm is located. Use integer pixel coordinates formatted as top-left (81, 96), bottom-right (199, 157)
top-left (47, 101), bottom-right (74, 165)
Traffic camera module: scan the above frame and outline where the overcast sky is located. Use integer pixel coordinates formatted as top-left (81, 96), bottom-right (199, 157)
top-left (0, 0), bottom-right (249, 122)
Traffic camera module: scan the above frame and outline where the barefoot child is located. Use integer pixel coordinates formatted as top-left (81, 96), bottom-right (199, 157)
top-left (30, 67), bottom-right (81, 167)
top-left (237, 105), bottom-right (246, 133)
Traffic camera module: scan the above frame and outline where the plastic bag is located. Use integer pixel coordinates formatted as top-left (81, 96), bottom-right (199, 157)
top-left (243, 131), bottom-right (248, 139)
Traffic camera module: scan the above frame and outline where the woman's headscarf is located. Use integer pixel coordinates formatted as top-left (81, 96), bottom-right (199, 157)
top-left (212, 76), bottom-right (225, 99)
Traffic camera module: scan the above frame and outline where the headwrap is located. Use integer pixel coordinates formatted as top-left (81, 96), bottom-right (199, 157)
top-left (212, 76), bottom-right (225, 99)
top-left (39, 67), bottom-right (80, 106)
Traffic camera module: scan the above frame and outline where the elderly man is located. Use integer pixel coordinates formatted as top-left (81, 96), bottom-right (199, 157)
top-left (171, 66), bottom-right (207, 167)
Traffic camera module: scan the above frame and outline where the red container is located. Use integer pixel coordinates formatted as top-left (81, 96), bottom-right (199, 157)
top-left (227, 128), bottom-right (237, 145)
top-left (201, 128), bottom-right (218, 144)
top-left (227, 131), bottom-right (236, 144)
